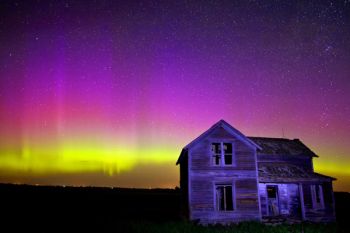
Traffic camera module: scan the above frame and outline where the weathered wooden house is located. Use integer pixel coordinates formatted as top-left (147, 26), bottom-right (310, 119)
top-left (176, 120), bottom-right (336, 224)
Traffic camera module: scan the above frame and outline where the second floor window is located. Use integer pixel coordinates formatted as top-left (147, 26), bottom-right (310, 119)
top-left (211, 142), bottom-right (233, 166)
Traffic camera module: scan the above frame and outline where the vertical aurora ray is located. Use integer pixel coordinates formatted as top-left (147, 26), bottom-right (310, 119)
top-left (0, 0), bottom-right (349, 190)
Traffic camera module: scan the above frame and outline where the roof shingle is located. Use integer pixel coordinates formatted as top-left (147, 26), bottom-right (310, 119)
top-left (248, 137), bottom-right (318, 157)
top-left (258, 162), bottom-right (336, 182)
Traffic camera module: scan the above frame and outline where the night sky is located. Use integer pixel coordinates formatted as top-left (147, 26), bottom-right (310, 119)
top-left (0, 0), bottom-right (349, 191)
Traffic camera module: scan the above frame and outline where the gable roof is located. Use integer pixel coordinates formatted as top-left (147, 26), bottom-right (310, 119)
top-left (248, 137), bottom-right (318, 157)
top-left (176, 119), bottom-right (261, 165)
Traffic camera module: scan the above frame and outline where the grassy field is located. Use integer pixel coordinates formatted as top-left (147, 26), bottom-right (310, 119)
top-left (118, 221), bottom-right (338, 233)
top-left (0, 184), bottom-right (348, 233)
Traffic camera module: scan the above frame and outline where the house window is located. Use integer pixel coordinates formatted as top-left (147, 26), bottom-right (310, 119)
top-left (211, 142), bottom-right (233, 166)
top-left (215, 184), bottom-right (234, 211)
top-left (311, 184), bottom-right (324, 209)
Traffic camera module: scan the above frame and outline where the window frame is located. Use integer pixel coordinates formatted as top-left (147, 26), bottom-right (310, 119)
top-left (210, 141), bottom-right (235, 167)
top-left (311, 184), bottom-right (325, 210)
top-left (214, 182), bottom-right (236, 212)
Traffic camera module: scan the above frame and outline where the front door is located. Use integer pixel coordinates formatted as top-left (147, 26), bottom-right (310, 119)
top-left (267, 185), bottom-right (280, 216)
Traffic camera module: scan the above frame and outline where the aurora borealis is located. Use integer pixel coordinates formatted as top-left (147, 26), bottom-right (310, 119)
top-left (0, 1), bottom-right (349, 191)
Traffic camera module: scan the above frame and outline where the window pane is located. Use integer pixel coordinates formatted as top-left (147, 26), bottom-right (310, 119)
top-left (214, 155), bottom-right (221, 165)
top-left (212, 143), bottom-right (221, 154)
top-left (225, 186), bottom-right (233, 210)
top-left (223, 143), bottom-right (232, 165)
top-left (267, 186), bottom-right (277, 198)
top-left (216, 186), bottom-right (225, 211)
top-left (223, 143), bottom-right (232, 153)
top-left (216, 185), bottom-right (234, 211)
top-left (212, 143), bottom-right (221, 165)
top-left (316, 185), bottom-right (321, 203)
top-left (224, 154), bottom-right (232, 165)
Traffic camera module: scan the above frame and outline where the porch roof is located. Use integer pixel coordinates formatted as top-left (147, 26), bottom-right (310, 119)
top-left (258, 163), bottom-right (336, 183)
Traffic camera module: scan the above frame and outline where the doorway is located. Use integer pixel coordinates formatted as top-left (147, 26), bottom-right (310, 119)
top-left (267, 185), bottom-right (280, 216)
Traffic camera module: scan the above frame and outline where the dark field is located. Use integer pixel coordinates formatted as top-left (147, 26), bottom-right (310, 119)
top-left (0, 183), bottom-right (349, 233)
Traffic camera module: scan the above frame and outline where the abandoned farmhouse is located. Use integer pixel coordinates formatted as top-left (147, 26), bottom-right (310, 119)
top-left (176, 120), bottom-right (336, 224)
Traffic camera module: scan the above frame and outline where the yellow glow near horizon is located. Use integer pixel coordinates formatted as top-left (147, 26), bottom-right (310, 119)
top-left (0, 140), bottom-right (178, 176)
top-left (1, 132), bottom-right (349, 191)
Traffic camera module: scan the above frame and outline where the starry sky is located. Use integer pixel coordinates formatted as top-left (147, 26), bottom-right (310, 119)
top-left (0, 0), bottom-right (349, 191)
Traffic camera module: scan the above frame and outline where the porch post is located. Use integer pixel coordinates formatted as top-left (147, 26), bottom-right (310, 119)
top-left (299, 183), bottom-right (306, 220)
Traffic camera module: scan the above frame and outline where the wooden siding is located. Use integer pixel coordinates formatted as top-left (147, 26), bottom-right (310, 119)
top-left (288, 184), bottom-right (301, 217)
top-left (236, 179), bottom-right (260, 211)
top-left (188, 126), bottom-right (260, 224)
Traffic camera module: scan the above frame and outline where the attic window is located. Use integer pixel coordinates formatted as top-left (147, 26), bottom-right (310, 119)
top-left (211, 142), bottom-right (234, 166)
